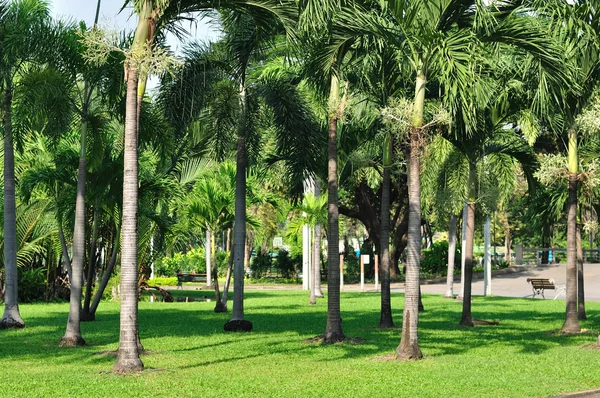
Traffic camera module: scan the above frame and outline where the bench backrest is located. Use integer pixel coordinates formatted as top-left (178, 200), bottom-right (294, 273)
top-left (526, 278), bottom-right (555, 289)
top-left (177, 273), bottom-right (207, 282)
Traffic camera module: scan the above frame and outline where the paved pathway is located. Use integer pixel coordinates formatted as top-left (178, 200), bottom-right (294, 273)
top-left (344, 262), bottom-right (600, 301)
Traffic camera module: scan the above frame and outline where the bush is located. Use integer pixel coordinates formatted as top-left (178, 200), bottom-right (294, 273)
top-left (155, 247), bottom-right (207, 277)
top-left (18, 267), bottom-right (46, 302)
top-left (421, 241), bottom-right (451, 276)
top-left (148, 277), bottom-right (178, 286)
top-left (250, 248), bottom-right (271, 279)
top-left (344, 254), bottom-right (360, 283)
top-left (275, 249), bottom-right (297, 278)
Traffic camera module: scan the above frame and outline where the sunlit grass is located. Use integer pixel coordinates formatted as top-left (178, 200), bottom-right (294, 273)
top-left (1, 290), bottom-right (599, 397)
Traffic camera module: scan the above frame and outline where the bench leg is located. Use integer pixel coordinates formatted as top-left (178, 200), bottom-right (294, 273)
top-left (554, 287), bottom-right (566, 300)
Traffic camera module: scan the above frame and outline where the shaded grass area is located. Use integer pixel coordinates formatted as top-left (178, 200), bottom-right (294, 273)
top-left (1, 290), bottom-right (600, 397)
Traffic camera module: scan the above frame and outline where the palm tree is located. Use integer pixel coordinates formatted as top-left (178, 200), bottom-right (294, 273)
top-left (541, 0), bottom-right (600, 334)
top-left (0, 0), bottom-right (55, 329)
top-left (324, 0), bottom-right (571, 357)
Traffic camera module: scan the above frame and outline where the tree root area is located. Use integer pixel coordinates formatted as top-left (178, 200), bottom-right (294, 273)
top-left (302, 335), bottom-right (366, 345)
top-left (59, 336), bottom-right (86, 347)
top-left (224, 320), bottom-right (253, 332)
top-left (0, 317), bottom-right (25, 329)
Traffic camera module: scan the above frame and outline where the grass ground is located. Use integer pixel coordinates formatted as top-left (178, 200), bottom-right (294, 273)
top-left (1, 290), bottom-right (599, 397)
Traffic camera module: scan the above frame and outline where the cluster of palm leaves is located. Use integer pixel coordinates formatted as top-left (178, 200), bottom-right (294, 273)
top-left (1, 0), bottom-right (600, 373)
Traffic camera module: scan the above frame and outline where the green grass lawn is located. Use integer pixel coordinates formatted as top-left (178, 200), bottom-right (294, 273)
top-left (1, 290), bottom-right (600, 397)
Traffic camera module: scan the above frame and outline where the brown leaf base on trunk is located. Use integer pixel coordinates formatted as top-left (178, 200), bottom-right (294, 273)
top-left (80, 311), bottom-right (95, 322)
top-left (213, 301), bottom-right (227, 313)
top-left (113, 353), bottom-right (144, 374)
top-left (0, 315), bottom-right (24, 329)
top-left (224, 319), bottom-right (253, 332)
top-left (59, 335), bottom-right (86, 347)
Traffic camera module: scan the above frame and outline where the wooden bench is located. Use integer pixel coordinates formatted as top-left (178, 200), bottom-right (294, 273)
top-left (527, 278), bottom-right (565, 300)
top-left (177, 273), bottom-right (207, 289)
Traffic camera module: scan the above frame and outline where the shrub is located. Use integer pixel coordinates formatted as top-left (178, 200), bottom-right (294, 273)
top-left (250, 248), bottom-right (271, 279)
top-left (421, 241), bottom-right (451, 276)
top-left (275, 249), bottom-right (297, 278)
top-left (148, 277), bottom-right (178, 286)
top-left (155, 247), bottom-right (207, 277)
top-left (18, 267), bottom-right (46, 302)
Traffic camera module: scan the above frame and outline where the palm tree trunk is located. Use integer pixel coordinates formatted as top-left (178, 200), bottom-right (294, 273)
top-left (82, 204), bottom-right (100, 321)
top-left (58, 222), bottom-right (72, 281)
top-left (1, 78), bottom-right (24, 329)
top-left (61, 115), bottom-right (88, 343)
top-left (313, 180), bottom-right (324, 298)
top-left (310, 226), bottom-right (317, 305)
top-left (444, 214), bottom-right (457, 298)
top-left (89, 231), bottom-right (119, 317)
top-left (323, 75), bottom-right (344, 343)
top-left (219, 242), bottom-right (235, 311)
top-left (459, 163), bottom-right (476, 327)
top-left (114, 64), bottom-right (143, 373)
top-left (396, 72), bottom-right (425, 360)
top-left (379, 134), bottom-right (394, 328)
top-left (226, 79), bottom-right (252, 332)
top-left (576, 220), bottom-right (586, 320)
top-left (562, 129), bottom-right (580, 333)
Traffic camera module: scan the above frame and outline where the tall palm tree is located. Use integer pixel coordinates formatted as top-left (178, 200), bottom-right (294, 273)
top-left (0, 0), bottom-right (55, 329)
top-left (324, 0), bottom-right (570, 358)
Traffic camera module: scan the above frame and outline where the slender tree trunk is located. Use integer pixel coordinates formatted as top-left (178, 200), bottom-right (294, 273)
top-left (396, 71), bottom-right (425, 360)
top-left (323, 75), bottom-right (344, 343)
top-left (89, 232), bottom-right (119, 317)
top-left (114, 63), bottom-right (143, 373)
top-left (444, 214), bottom-right (457, 298)
top-left (225, 79), bottom-right (252, 332)
top-left (1, 79), bottom-right (24, 329)
top-left (576, 223), bottom-right (586, 320)
top-left (60, 116), bottom-right (88, 344)
top-left (310, 227), bottom-right (317, 305)
top-left (379, 135), bottom-right (394, 328)
top-left (459, 164), bottom-right (476, 327)
top-left (219, 242), bottom-right (235, 311)
top-left (562, 130), bottom-right (580, 333)
top-left (82, 204), bottom-right (100, 321)
top-left (313, 180), bottom-right (324, 298)
top-left (58, 223), bottom-right (72, 281)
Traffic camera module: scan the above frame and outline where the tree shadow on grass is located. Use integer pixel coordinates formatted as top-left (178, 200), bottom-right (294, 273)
top-left (5, 290), bottom-right (600, 364)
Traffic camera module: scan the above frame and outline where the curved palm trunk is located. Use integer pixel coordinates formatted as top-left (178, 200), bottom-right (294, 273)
top-left (576, 226), bottom-right (586, 320)
top-left (58, 223), bottom-right (73, 281)
top-left (60, 118), bottom-right (88, 344)
top-left (89, 232), bottom-right (119, 317)
top-left (562, 130), bottom-right (580, 333)
top-left (444, 214), bottom-right (457, 298)
top-left (379, 135), bottom-right (394, 328)
top-left (459, 164), bottom-right (476, 327)
top-left (323, 75), bottom-right (344, 343)
top-left (1, 79), bottom-right (24, 329)
top-left (114, 65), bottom-right (143, 373)
top-left (396, 72), bottom-right (425, 360)
top-left (226, 79), bottom-right (252, 332)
